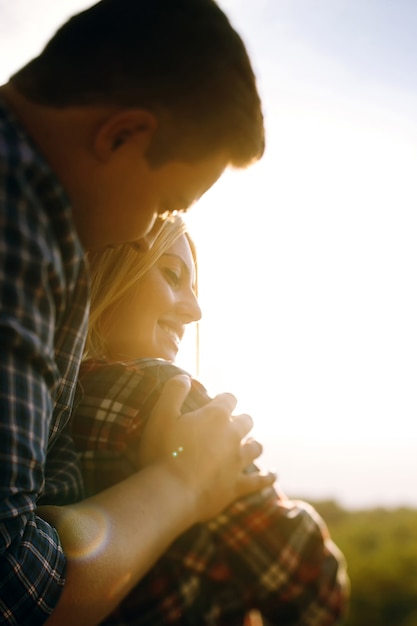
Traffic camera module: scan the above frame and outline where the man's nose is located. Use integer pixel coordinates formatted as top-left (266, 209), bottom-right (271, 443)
top-left (130, 219), bottom-right (165, 253)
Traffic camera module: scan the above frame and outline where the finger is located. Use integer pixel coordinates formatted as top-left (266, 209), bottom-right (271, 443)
top-left (150, 375), bottom-right (191, 423)
top-left (241, 438), bottom-right (263, 466)
top-left (244, 609), bottom-right (264, 626)
top-left (230, 413), bottom-right (254, 439)
top-left (191, 391), bottom-right (238, 420)
top-left (236, 471), bottom-right (277, 499)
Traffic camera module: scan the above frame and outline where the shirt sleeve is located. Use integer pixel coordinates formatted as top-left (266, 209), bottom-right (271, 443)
top-left (0, 209), bottom-right (67, 625)
top-left (206, 491), bottom-right (349, 625)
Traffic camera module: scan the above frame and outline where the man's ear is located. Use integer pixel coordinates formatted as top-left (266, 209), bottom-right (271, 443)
top-left (93, 109), bottom-right (158, 161)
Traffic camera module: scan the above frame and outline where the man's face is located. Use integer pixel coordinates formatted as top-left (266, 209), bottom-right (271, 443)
top-left (77, 149), bottom-right (228, 251)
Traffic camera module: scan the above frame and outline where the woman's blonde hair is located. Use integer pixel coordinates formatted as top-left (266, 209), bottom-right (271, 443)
top-left (84, 215), bottom-right (196, 360)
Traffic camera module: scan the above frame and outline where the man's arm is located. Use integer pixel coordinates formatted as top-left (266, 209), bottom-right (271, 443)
top-left (0, 205), bottom-right (80, 626)
top-left (42, 376), bottom-right (274, 626)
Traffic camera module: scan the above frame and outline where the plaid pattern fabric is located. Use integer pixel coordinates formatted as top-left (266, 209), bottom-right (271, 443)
top-left (74, 358), bottom-right (349, 625)
top-left (0, 99), bottom-right (89, 625)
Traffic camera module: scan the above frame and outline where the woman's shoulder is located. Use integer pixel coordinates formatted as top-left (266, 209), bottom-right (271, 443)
top-left (79, 357), bottom-right (189, 380)
top-left (78, 357), bottom-right (211, 410)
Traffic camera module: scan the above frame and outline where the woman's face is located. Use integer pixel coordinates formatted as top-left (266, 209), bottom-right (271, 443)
top-left (103, 234), bottom-right (201, 362)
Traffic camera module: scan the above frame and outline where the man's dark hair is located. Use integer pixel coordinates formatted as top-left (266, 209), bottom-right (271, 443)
top-left (11, 0), bottom-right (264, 166)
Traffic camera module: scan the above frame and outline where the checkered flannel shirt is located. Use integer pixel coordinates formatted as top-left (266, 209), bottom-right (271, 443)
top-left (74, 358), bottom-right (349, 625)
top-left (0, 99), bottom-right (89, 625)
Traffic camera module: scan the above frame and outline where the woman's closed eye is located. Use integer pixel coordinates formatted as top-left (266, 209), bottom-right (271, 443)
top-left (162, 267), bottom-right (181, 287)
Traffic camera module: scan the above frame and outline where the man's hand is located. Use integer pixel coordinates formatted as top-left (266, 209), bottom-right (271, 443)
top-left (137, 375), bottom-right (276, 521)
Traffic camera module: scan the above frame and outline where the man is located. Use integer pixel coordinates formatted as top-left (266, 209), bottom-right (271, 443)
top-left (0, 1), bottom-right (271, 624)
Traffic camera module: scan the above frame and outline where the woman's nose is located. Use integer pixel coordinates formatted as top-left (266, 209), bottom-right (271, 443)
top-left (179, 289), bottom-right (202, 324)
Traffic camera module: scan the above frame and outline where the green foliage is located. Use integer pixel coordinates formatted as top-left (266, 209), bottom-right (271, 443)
top-left (309, 500), bottom-right (417, 626)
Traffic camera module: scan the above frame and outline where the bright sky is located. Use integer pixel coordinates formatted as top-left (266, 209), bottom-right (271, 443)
top-left (1, 0), bottom-right (417, 509)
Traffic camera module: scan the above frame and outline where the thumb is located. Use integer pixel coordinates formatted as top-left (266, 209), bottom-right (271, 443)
top-left (150, 374), bottom-right (191, 423)
top-left (137, 375), bottom-right (192, 469)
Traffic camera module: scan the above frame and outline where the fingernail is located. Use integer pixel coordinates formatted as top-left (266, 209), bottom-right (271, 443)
top-left (172, 374), bottom-right (191, 385)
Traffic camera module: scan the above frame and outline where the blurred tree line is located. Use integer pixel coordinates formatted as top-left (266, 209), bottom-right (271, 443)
top-left (310, 500), bottom-right (417, 626)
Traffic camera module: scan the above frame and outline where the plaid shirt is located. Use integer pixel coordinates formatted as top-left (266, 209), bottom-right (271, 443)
top-left (0, 99), bottom-right (89, 625)
top-left (74, 358), bottom-right (349, 626)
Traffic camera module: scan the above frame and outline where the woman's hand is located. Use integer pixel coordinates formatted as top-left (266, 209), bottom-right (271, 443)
top-left (137, 375), bottom-right (276, 521)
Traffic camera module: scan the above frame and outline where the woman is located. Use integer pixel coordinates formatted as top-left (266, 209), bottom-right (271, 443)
top-left (73, 217), bottom-right (349, 625)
